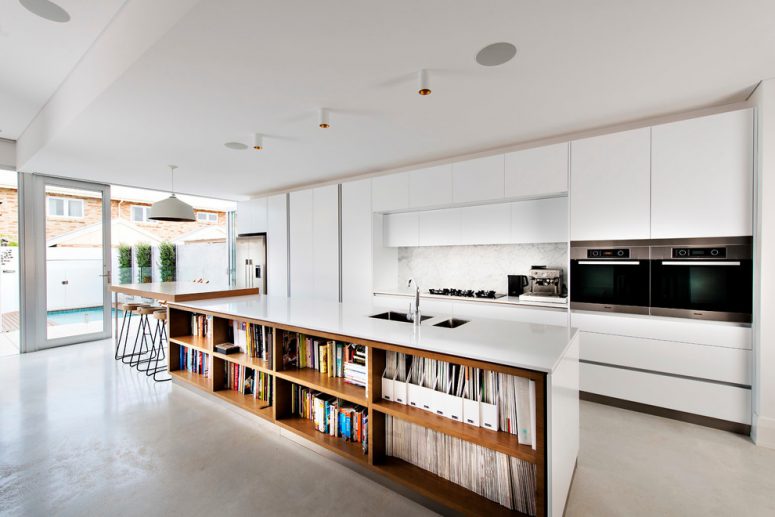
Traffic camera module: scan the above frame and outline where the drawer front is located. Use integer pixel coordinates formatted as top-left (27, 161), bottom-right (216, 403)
top-left (580, 331), bottom-right (751, 386)
top-left (453, 302), bottom-right (568, 326)
top-left (571, 311), bottom-right (751, 349)
top-left (581, 362), bottom-right (751, 424)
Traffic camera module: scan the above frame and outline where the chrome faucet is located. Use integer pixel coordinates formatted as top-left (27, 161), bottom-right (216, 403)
top-left (407, 277), bottom-right (421, 324)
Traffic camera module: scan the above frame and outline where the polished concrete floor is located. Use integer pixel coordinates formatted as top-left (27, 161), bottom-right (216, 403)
top-left (2, 338), bottom-right (775, 516)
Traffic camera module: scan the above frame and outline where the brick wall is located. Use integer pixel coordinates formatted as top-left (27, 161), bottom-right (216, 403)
top-left (0, 186), bottom-right (228, 244)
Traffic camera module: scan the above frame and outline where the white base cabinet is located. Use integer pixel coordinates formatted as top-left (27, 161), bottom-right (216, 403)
top-left (342, 179), bottom-right (373, 303)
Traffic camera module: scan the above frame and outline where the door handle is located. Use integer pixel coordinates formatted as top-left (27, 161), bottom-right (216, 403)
top-left (661, 261), bottom-right (741, 266)
top-left (578, 261), bottom-right (640, 265)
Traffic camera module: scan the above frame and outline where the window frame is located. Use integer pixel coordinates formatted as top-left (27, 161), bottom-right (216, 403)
top-left (196, 211), bottom-right (218, 224)
top-left (46, 196), bottom-right (84, 219)
top-left (130, 205), bottom-right (154, 223)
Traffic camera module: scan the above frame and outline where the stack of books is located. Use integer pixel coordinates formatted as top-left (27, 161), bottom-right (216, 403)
top-left (190, 314), bottom-right (211, 337)
top-left (231, 321), bottom-right (273, 363)
top-left (284, 333), bottom-right (367, 387)
top-left (290, 384), bottom-right (368, 454)
top-left (180, 347), bottom-right (209, 376)
top-left (385, 415), bottom-right (536, 515)
top-left (223, 363), bottom-right (273, 404)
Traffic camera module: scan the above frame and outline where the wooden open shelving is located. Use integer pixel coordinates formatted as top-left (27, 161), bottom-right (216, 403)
top-left (166, 305), bottom-right (548, 517)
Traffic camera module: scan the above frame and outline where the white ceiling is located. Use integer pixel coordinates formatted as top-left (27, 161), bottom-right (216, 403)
top-left (0, 0), bottom-right (127, 139)
top-left (11, 0), bottom-right (775, 200)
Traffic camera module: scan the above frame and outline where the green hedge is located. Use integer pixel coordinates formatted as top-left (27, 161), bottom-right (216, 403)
top-left (158, 241), bottom-right (176, 282)
top-left (135, 243), bottom-right (152, 283)
top-left (118, 243), bottom-right (132, 284)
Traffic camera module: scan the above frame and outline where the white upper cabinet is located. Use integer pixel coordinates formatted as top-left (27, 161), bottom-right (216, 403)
top-left (266, 193), bottom-right (288, 297)
top-left (419, 208), bottom-right (461, 246)
top-left (383, 212), bottom-right (419, 247)
top-left (342, 179), bottom-right (373, 303)
top-left (505, 143), bottom-right (569, 198)
top-left (236, 198), bottom-right (267, 235)
top-left (409, 164), bottom-right (453, 208)
top-left (452, 154), bottom-right (505, 203)
top-left (312, 185), bottom-right (340, 301)
top-left (372, 172), bottom-right (409, 212)
top-left (511, 197), bottom-right (568, 244)
top-left (289, 189), bottom-right (314, 298)
top-left (651, 109), bottom-right (754, 238)
top-left (570, 127), bottom-right (651, 241)
top-left (459, 203), bottom-right (510, 245)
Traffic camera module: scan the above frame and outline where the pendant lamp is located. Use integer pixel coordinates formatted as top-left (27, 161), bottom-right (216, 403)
top-left (148, 165), bottom-right (195, 222)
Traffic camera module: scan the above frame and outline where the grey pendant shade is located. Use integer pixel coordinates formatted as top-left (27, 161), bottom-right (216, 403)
top-left (148, 165), bottom-right (196, 222)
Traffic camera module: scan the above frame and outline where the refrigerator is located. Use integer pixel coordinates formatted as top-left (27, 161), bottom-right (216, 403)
top-left (235, 235), bottom-right (266, 293)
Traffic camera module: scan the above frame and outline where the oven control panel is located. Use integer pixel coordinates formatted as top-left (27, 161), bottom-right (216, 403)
top-left (672, 247), bottom-right (727, 258)
top-left (587, 248), bottom-right (630, 258)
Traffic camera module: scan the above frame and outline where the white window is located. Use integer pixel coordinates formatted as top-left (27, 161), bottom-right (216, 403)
top-left (131, 205), bottom-right (153, 223)
top-left (196, 212), bottom-right (218, 223)
top-left (47, 197), bottom-right (84, 218)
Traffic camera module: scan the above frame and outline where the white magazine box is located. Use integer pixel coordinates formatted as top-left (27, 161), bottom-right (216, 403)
top-left (407, 383), bottom-right (424, 409)
top-left (445, 394), bottom-right (464, 422)
top-left (381, 377), bottom-right (395, 402)
top-left (418, 386), bottom-right (435, 412)
top-left (430, 389), bottom-right (448, 417)
top-left (480, 402), bottom-right (498, 431)
top-left (462, 399), bottom-right (481, 427)
top-left (394, 380), bottom-right (409, 405)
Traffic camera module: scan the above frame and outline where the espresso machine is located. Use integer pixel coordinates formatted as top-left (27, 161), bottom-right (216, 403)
top-left (519, 267), bottom-right (566, 303)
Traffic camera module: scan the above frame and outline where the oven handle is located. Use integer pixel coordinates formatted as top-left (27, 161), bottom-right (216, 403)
top-left (661, 261), bottom-right (741, 266)
top-left (578, 261), bottom-right (641, 265)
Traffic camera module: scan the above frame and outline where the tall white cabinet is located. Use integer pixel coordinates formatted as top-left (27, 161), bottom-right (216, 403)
top-left (290, 185), bottom-right (340, 301)
top-left (266, 193), bottom-right (288, 296)
top-left (341, 179), bottom-right (373, 302)
top-left (651, 108), bottom-right (754, 238)
top-left (570, 127), bottom-right (651, 241)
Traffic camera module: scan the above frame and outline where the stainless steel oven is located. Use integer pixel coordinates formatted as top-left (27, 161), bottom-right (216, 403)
top-left (570, 242), bottom-right (650, 314)
top-left (650, 237), bottom-right (752, 323)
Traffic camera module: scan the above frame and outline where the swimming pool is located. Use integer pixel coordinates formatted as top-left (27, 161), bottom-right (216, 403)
top-left (47, 307), bottom-right (123, 325)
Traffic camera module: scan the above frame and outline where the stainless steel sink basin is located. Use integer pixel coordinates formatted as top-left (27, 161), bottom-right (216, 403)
top-left (369, 311), bottom-right (433, 322)
top-left (433, 318), bottom-right (470, 329)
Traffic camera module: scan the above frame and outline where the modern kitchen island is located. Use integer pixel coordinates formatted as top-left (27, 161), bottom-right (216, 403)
top-left (166, 295), bottom-right (579, 517)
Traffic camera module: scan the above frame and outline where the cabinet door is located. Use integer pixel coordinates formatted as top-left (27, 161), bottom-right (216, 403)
top-left (372, 172), bottom-right (409, 212)
top-left (459, 203), bottom-right (510, 245)
top-left (236, 198), bottom-right (267, 235)
top-left (511, 197), bottom-right (568, 244)
top-left (505, 143), bottom-right (568, 198)
top-left (418, 208), bottom-right (460, 246)
top-left (266, 193), bottom-right (288, 296)
top-left (452, 154), bottom-right (505, 203)
top-left (383, 212), bottom-right (419, 247)
top-left (651, 109), bottom-right (753, 238)
top-left (289, 189), bottom-right (314, 297)
top-left (409, 164), bottom-right (453, 208)
top-left (312, 185), bottom-right (340, 301)
top-left (570, 128), bottom-right (651, 240)
top-left (342, 179), bottom-right (372, 303)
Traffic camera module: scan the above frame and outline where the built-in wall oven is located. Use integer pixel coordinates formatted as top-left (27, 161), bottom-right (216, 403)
top-left (570, 243), bottom-right (650, 315)
top-left (650, 238), bottom-right (752, 323)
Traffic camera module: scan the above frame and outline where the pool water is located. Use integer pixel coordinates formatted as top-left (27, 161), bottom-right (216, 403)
top-left (47, 307), bottom-right (123, 325)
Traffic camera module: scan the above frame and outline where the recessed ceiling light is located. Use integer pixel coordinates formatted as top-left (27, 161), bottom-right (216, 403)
top-left (224, 141), bottom-right (248, 150)
top-left (19, 0), bottom-right (71, 23)
top-left (476, 42), bottom-right (517, 67)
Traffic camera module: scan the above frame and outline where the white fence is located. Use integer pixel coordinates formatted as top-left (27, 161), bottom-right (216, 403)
top-left (0, 246), bottom-right (19, 314)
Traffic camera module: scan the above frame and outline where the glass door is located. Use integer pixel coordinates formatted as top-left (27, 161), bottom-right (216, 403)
top-left (22, 175), bottom-right (111, 350)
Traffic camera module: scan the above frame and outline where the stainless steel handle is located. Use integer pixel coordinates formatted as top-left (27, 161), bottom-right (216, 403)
top-left (661, 261), bottom-right (741, 266)
top-left (578, 261), bottom-right (640, 265)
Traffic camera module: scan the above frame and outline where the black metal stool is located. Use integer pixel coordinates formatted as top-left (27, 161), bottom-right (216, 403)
top-left (148, 309), bottom-right (171, 382)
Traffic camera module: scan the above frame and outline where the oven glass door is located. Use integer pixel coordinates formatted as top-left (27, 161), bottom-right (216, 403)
top-left (570, 260), bottom-right (650, 307)
top-left (651, 260), bottom-right (753, 315)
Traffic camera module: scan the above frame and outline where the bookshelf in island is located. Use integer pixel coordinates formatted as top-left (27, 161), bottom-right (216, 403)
top-left (166, 295), bottom-right (579, 517)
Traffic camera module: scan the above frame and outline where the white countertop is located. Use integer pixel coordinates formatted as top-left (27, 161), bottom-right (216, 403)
top-left (373, 289), bottom-right (569, 310)
top-left (169, 295), bottom-right (577, 373)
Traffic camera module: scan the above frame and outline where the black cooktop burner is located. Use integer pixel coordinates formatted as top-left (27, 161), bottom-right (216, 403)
top-left (428, 288), bottom-right (505, 299)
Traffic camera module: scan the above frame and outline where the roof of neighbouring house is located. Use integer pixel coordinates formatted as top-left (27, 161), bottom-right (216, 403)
top-left (46, 219), bottom-right (162, 247)
top-left (173, 225), bottom-right (227, 244)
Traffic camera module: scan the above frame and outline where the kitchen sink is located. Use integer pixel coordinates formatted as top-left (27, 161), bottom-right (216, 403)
top-left (369, 311), bottom-right (433, 322)
top-left (433, 318), bottom-right (470, 329)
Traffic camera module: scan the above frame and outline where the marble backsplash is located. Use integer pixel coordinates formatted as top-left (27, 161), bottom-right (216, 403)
top-left (397, 243), bottom-right (568, 293)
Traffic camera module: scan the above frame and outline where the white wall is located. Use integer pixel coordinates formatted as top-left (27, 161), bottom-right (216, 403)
top-left (0, 247), bottom-right (19, 314)
top-left (0, 139), bottom-right (15, 170)
top-left (752, 79), bottom-right (775, 448)
top-left (178, 242), bottom-right (228, 283)
top-left (45, 247), bottom-right (102, 311)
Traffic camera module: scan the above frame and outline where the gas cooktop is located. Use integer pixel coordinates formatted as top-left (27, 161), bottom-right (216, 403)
top-left (427, 288), bottom-right (506, 299)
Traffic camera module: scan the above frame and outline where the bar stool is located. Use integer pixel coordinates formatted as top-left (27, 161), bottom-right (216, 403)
top-left (122, 304), bottom-right (157, 367)
top-left (115, 302), bottom-right (140, 360)
top-left (149, 309), bottom-right (171, 382)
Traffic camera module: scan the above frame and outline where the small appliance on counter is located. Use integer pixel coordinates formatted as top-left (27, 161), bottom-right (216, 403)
top-left (507, 275), bottom-right (529, 297)
top-left (519, 266), bottom-right (568, 304)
